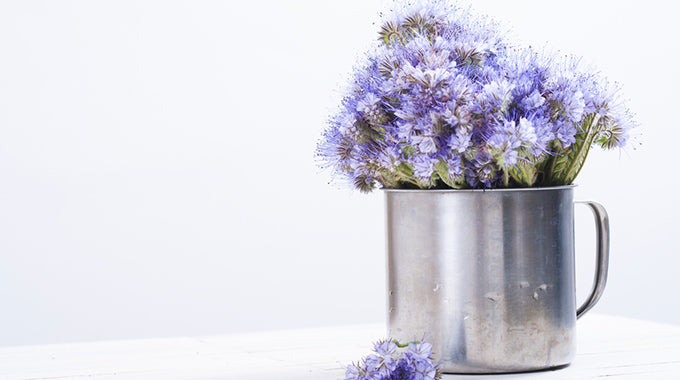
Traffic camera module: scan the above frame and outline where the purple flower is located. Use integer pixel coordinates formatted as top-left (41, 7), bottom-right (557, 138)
top-left (407, 342), bottom-right (433, 360)
top-left (345, 363), bottom-right (363, 380)
top-left (521, 89), bottom-right (546, 110)
top-left (358, 92), bottom-right (385, 125)
top-left (554, 121), bottom-right (578, 148)
top-left (517, 117), bottom-right (538, 147)
top-left (344, 338), bottom-right (440, 380)
top-left (317, 0), bottom-right (637, 191)
top-left (375, 339), bottom-right (399, 357)
top-left (414, 135), bottom-right (438, 154)
top-left (410, 155), bottom-right (436, 180)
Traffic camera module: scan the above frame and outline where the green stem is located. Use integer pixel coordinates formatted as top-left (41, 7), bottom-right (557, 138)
top-left (393, 339), bottom-right (420, 348)
top-left (545, 153), bottom-right (558, 186)
top-left (560, 114), bottom-right (601, 183)
top-left (568, 134), bottom-right (595, 183)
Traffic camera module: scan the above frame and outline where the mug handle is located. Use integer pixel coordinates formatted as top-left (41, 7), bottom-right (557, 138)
top-left (575, 201), bottom-right (610, 319)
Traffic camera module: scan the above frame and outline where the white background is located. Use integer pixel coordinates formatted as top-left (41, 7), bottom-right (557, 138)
top-left (0, 0), bottom-right (677, 347)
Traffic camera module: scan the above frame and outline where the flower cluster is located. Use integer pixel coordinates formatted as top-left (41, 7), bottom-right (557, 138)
top-left (345, 339), bottom-right (440, 380)
top-left (318, 0), bottom-right (636, 191)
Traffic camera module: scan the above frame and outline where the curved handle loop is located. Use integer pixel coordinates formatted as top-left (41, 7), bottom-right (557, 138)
top-left (575, 201), bottom-right (610, 319)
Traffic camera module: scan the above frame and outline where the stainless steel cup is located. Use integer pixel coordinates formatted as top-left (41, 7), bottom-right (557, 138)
top-left (385, 186), bottom-right (609, 373)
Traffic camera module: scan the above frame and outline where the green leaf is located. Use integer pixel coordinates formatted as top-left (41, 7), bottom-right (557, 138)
top-left (377, 168), bottom-right (398, 189)
top-left (509, 161), bottom-right (538, 187)
top-left (396, 162), bottom-right (414, 178)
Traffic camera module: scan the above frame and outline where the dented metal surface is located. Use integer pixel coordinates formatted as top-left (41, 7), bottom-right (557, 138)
top-left (385, 186), bottom-right (609, 374)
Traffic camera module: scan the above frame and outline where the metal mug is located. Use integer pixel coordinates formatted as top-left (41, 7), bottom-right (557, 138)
top-left (385, 185), bottom-right (609, 373)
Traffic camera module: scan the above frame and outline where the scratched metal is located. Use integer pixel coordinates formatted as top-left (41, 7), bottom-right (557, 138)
top-left (384, 186), bottom-right (609, 374)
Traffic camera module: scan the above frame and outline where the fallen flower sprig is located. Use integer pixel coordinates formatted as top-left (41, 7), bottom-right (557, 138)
top-left (344, 339), bottom-right (441, 380)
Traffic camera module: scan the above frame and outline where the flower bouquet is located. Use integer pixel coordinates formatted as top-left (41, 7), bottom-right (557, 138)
top-left (318, 0), bottom-right (635, 191)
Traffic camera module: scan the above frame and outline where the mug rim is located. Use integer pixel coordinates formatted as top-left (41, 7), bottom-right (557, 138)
top-left (381, 184), bottom-right (577, 193)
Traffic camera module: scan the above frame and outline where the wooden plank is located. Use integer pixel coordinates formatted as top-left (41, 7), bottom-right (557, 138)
top-left (0, 315), bottom-right (678, 379)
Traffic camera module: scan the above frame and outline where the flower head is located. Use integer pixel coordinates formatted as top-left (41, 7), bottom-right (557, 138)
top-left (344, 338), bottom-right (441, 380)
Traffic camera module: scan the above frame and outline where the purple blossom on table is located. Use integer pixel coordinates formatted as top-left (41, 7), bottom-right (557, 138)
top-left (344, 338), bottom-right (440, 380)
top-left (317, 0), bottom-right (637, 192)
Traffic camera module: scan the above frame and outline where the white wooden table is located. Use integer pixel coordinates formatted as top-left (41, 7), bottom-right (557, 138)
top-left (0, 314), bottom-right (678, 379)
